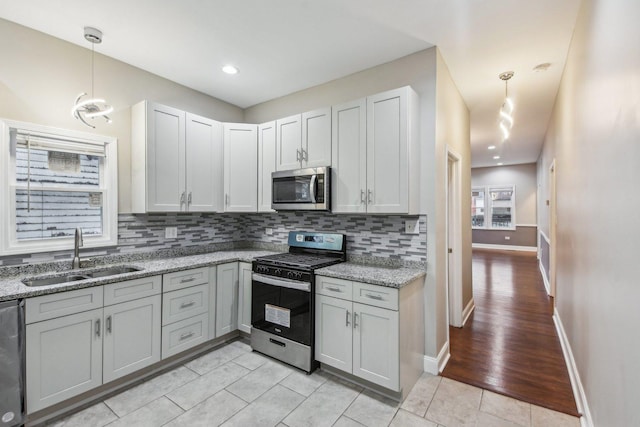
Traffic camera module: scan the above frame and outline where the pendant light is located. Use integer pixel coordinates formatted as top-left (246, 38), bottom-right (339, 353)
top-left (71, 27), bottom-right (113, 128)
top-left (498, 71), bottom-right (514, 141)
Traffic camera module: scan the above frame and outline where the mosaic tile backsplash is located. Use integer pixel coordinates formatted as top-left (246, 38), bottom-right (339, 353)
top-left (0, 212), bottom-right (427, 267)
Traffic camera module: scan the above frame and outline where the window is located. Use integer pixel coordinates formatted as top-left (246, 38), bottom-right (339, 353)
top-left (1, 120), bottom-right (117, 255)
top-left (472, 185), bottom-right (516, 230)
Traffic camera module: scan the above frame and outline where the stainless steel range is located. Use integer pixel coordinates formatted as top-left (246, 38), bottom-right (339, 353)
top-left (251, 231), bottom-right (346, 373)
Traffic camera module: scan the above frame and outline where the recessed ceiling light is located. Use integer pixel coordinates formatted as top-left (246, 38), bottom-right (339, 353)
top-left (493, 155), bottom-right (500, 159)
top-left (488, 145), bottom-right (496, 150)
top-left (497, 162), bottom-right (504, 166)
top-left (222, 65), bottom-right (239, 75)
top-left (533, 62), bottom-right (551, 73)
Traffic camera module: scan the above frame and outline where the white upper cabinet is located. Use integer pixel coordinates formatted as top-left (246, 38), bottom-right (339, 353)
top-left (331, 86), bottom-right (419, 214)
top-left (186, 113), bottom-right (223, 212)
top-left (223, 123), bottom-right (258, 212)
top-left (276, 114), bottom-right (302, 171)
top-left (302, 108), bottom-right (332, 168)
top-left (131, 101), bottom-right (223, 213)
top-left (276, 108), bottom-right (331, 171)
top-left (331, 99), bottom-right (367, 213)
top-left (258, 121), bottom-right (276, 212)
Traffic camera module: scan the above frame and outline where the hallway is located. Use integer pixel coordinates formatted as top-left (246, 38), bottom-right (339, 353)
top-left (442, 249), bottom-right (579, 417)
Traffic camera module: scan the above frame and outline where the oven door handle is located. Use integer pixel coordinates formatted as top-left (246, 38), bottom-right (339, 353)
top-left (252, 273), bottom-right (311, 292)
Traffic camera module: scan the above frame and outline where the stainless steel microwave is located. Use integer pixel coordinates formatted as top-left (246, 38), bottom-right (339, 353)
top-left (271, 166), bottom-right (330, 211)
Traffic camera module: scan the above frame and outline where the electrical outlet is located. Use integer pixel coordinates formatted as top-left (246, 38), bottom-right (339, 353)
top-left (404, 219), bottom-right (420, 234)
top-left (165, 227), bottom-right (177, 239)
top-left (266, 228), bottom-right (273, 236)
top-left (504, 236), bottom-right (511, 240)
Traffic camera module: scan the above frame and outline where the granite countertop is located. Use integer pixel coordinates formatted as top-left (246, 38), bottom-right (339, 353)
top-left (0, 250), bottom-right (276, 302)
top-left (316, 262), bottom-right (426, 288)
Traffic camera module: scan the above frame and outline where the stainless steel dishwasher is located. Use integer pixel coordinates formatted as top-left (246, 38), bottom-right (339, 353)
top-left (0, 300), bottom-right (24, 427)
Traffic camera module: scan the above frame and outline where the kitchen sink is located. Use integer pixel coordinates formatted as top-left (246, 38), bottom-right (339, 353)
top-left (22, 275), bottom-right (89, 287)
top-left (83, 266), bottom-right (142, 278)
top-left (22, 266), bottom-right (143, 287)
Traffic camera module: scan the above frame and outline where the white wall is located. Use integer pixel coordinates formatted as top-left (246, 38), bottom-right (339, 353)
top-left (472, 163), bottom-right (537, 225)
top-left (0, 19), bottom-right (244, 212)
top-left (537, 0), bottom-right (640, 425)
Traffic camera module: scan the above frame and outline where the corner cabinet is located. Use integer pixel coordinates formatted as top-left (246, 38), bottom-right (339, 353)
top-left (276, 108), bottom-right (331, 171)
top-left (331, 86), bottom-right (420, 214)
top-left (237, 262), bottom-right (253, 333)
top-left (315, 275), bottom-right (424, 399)
top-left (131, 101), bottom-right (223, 213)
top-left (223, 123), bottom-right (258, 212)
top-left (258, 122), bottom-right (276, 212)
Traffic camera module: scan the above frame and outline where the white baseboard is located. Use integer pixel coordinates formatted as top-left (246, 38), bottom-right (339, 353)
top-left (462, 298), bottom-right (475, 326)
top-left (539, 260), bottom-right (551, 295)
top-left (472, 243), bottom-right (537, 252)
top-left (553, 308), bottom-right (593, 427)
top-left (424, 341), bottom-right (450, 375)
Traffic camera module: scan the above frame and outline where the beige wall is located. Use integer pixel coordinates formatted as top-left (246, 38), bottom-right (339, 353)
top-left (537, 0), bottom-right (640, 425)
top-left (434, 49), bottom-right (472, 345)
top-left (472, 163), bottom-right (537, 225)
top-left (0, 19), bottom-right (243, 212)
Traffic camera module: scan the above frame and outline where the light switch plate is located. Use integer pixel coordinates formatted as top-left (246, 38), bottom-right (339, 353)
top-left (266, 228), bottom-right (273, 235)
top-left (404, 219), bottom-right (420, 234)
top-left (165, 227), bottom-right (177, 239)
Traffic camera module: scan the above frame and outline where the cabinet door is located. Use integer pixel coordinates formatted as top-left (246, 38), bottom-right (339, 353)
top-left (302, 108), bottom-right (331, 168)
top-left (258, 121), bottom-right (276, 212)
top-left (26, 308), bottom-right (103, 413)
top-left (276, 114), bottom-right (302, 171)
top-left (103, 295), bottom-right (161, 383)
top-left (352, 302), bottom-right (399, 391)
top-left (223, 123), bottom-right (258, 212)
top-left (237, 262), bottom-right (252, 334)
top-left (315, 294), bottom-right (352, 373)
top-left (331, 99), bottom-right (367, 213)
top-left (146, 102), bottom-right (186, 212)
top-left (216, 262), bottom-right (238, 337)
top-left (366, 88), bottom-right (409, 213)
top-left (186, 113), bottom-right (223, 212)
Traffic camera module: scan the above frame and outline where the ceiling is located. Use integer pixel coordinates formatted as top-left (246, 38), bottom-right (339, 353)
top-left (0, 0), bottom-right (581, 168)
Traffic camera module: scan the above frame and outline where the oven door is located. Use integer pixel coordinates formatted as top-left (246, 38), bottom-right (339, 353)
top-left (271, 167), bottom-right (329, 211)
top-left (251, 273), bottom-right (312, 345)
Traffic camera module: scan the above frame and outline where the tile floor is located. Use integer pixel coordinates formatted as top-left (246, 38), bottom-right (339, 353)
top-left (49, 340), bottom-right (581, 427)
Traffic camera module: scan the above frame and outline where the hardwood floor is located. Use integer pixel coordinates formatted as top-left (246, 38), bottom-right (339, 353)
top-left (441, 249), bottom-right (580, 416)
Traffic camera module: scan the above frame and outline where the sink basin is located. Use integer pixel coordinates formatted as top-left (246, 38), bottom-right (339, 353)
top-left (84, 266), bottom-right (142, 278)
top-left (22, 266), bottom-right (142, 287)
top-left (22, 274), bottom-right (89, 287)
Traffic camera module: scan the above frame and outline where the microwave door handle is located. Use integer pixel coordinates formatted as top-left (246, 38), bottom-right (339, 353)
top-left (309, 174), bottom-right (317, 203)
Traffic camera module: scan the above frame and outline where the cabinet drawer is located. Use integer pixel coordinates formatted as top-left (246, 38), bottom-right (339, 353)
top-left (316, 276), bottom-right (352, 300)
top-left (163, 267), bottom-right (209, 292)
top-left (104, 276), bottom-right (161, 306)
top-left (26, 287), bottom-right (103, 324)
top-left (162, 284), bottom-right (209, 326)
top-left (161, 313), bottom-right (208, 359)
top-left (352, 282), bottom-right (398, 310)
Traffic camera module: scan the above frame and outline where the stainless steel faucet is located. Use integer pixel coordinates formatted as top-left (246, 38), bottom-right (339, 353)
top-left (72, 227), bottom-right (83, 269)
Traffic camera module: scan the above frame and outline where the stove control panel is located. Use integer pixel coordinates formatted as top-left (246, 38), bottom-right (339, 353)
top-left (252, 263), bottom-right (312, 283)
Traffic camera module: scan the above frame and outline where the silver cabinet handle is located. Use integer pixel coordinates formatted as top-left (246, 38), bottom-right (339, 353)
top-left (345, 310), bottom-right (350, 327)
top-left (180, 300), bottom-right (196, 309)
top-left (180, 277), bottom-right (196, 284)
top-left (360, 190), bottom-right (366, 204)
top-left (367, 189), bottom-right (372, 204)
top-left (353, 312), bottom-right (358, 329)
top-left (301, 148), bottom-right (308, 161)
top-left (179, 331), bottom-right (195, 341)
top-left (180, 191), bottom-right (186, 208)
top-left (106, 315), bottom-right (112, 334)
top-left (225, 194), bottom-right (229, 206)
top-left (95, 319), bottom-right (101, 337)
top-left (296, 149), bottom-right (301, 162)
top-left (326, 286), bottom-right (341, 292)
top-left (366, 293), bottom-right (383, 300)
top-left (187, 191), bottom-right (192, 206)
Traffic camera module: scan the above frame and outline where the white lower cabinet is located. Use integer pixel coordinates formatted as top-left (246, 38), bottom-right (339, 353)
top-left (238, 262), bottom-right (252, 334)
top-left (315, 294), bottom-right (353, 372)
top-left (216, 262), bottom-right (239, 337)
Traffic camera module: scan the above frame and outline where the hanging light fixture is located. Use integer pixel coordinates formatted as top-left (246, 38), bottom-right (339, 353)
top-left (498, 71), bottom-right (514, 141)
top-left (71, 27), bottom-right (113, 128)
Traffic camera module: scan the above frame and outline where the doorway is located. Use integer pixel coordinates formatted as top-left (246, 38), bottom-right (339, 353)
top-left (549, 160), bottom-right (557, 298)
top-left (446, 148), bottom-right (463, 327)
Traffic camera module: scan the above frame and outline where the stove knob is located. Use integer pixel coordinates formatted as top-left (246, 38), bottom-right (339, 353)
top-left (287, 271), bottom-right (294, 279)
top-left (296, 272), bottom-right (303, 280)
top-left (274, 269), bottom-right (282, 276)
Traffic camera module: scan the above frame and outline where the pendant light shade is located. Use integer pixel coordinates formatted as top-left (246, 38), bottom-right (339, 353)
top-left (498, 71), bottom-right (514, 141)
top-left (71, 27), bottom-right (112, 128)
